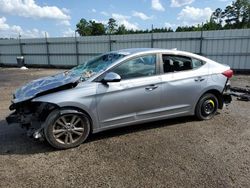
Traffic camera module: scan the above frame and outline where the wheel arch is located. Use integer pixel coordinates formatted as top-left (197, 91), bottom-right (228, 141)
top-left (43, 106), bottom-right (92, 149)
top-left (33, 96), bottom-right (98, 132)
top-left (53, 106), bottom-right (94, 133)
top-left (199, 89), bottom-right (223, 109)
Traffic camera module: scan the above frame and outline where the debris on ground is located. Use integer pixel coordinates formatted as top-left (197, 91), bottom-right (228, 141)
top-left (20, 66), bottom-right (28, 70)
top-left (231, 86), bottom-right (250, 101)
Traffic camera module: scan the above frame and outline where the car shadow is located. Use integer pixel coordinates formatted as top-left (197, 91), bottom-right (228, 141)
top-left (0, 119), bottom-right (54, 155)
top-left (87, 116), bottom-right (197, 143)
top-left (0, 116), bottom-right (197, 155)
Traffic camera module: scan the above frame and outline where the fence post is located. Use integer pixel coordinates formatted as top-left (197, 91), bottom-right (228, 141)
top-left (0, 44), bottom-right (2, 64)
top-left (45, 32), bottom-right (50, 66)
top-left (109, 34), bottom-right (112, 51)
top-left (151, 24), bottom-right (154, 48)
top-left (75, 31), bottom-right (79, 65)
top-left (18, 34), bottom-right (23, 57)
top-left (199, 23), bottom-right (204, 55)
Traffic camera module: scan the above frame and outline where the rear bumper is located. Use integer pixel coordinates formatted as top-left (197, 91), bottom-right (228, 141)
top-left (223, 94), bottom-right (232, 104)
top-left (222, 79), bottom-right (232, 104)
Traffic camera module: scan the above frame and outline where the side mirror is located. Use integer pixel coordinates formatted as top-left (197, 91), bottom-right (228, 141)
top-left (102, 72), bottom-right (121, 84)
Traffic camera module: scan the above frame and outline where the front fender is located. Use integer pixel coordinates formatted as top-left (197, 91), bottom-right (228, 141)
top-left (42, 108), bottom-right (88, 128)
top-left (32, 90), bottom-right (99, 130)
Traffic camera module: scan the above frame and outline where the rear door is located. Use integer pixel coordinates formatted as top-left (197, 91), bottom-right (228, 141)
top-left (160, 54), bottom-right (209, 115)
top-left (96, 54), bottom-right (163, 128)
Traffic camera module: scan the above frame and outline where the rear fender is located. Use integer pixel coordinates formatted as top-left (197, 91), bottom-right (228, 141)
top-left (194, 87), bottom-right (223, 113)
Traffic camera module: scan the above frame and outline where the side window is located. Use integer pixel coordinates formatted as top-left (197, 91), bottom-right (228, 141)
top-left (192, 58), bottom-right (205, 69)
top-left (162, 55), bottom-right (192, 73)
top-left (111, 54), bottom-right (156, 80)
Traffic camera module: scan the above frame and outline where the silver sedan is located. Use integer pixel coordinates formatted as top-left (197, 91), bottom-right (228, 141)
top-left (6, 48), bottom-right (233, 149)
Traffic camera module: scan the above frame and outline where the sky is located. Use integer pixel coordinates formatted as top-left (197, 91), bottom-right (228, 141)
top-left (0, 0), bottom-right (233, 38)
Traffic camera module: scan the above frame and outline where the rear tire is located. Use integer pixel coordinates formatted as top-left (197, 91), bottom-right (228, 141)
top-left (195, 93), bottom-right (218, 120)
top-left (44, 109), bottom-right (90, 149)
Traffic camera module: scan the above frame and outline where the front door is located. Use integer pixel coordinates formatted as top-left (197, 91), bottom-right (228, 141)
top-left (96, 54), bottom-right (163, 128)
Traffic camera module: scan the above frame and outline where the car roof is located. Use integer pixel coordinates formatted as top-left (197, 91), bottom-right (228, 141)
top-left (113, 48), bottom-right (191, 56)
top-left (112, 48), bottom-right (210, 62)
top-left (114, 48), bottom-right (165, 55)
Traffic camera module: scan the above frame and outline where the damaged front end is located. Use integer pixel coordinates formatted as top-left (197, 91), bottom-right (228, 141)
top-left (6, 71), bottom-right (81, 140)
top-left (6, 101), bottom-right (58, 139)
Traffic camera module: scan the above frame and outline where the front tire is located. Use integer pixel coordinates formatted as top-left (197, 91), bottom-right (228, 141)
top-left (195, 93), bottom-right (218, 120)
top-left (44, 109), bottom-right (90, 149)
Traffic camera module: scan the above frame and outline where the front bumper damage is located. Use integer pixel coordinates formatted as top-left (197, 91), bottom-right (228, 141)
top-left (6, 112), bottom-right (19, 124)
top-left (6, 102), bottom-right (57, 139)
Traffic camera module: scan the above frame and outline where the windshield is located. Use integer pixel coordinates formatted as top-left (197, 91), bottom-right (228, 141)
top-left (68, 53), bottom-right (126, 80)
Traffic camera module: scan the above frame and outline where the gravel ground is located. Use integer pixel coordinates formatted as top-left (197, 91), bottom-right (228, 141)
top-left (0, 68), bottom-right (249, 188)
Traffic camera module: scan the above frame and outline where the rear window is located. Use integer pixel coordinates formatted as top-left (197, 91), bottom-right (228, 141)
top-left (162, 55), bottom-right (205, 73)
top-left (192, 58), bottom-right (205, 69)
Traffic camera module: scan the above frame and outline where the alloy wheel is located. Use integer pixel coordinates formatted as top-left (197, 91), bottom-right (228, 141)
top-left (52, 114), bottom-right (85, 145)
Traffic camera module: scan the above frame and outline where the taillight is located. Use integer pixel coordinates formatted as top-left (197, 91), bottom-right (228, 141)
top-left (222, 69), bottom-right (233, 79)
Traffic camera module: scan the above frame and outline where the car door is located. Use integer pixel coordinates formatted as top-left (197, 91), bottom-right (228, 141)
top-left (160, 54), bottom-right (209, 116)
top-left (95, 54), bottom-right (163, 128)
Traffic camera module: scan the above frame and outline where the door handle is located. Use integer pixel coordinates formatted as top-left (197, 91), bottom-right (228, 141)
top-left (194, 76), bottom-right (205, 82)
top-left (145, 85), bottom-right (158, 91)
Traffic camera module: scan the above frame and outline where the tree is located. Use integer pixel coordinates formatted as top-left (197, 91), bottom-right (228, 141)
top-left (76, 19), bottom-right (106, 36)
top-left (152, 27), bottom-right (173, 33)
top-left (75, 0), bottom-right (250, 37)
top-left (176, 0), bottom-right (250, 32)
top-left (203, 21), bottom-right (220, 30)
top-left (175, 26), bottom-right (198, 32)
top-left (223, 0), bottom-right (250, 29)
top-left (89, 21), bottom-right (106, 35)
top-left (211, 8), bottom-right (224, 25)
top-left (107, 18), bottom-right (118, 34)
top-left (76, 19), bottom-right (92, 36)
top-left (116, 24), bottom-right (127, 35)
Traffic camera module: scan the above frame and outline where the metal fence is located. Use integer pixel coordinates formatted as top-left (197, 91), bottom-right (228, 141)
top-left (0, 29), bottom-right (249, 70)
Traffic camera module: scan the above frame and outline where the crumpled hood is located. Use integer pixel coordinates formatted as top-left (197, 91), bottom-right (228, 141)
top-left (13, 72), bottom-right (81, 103)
